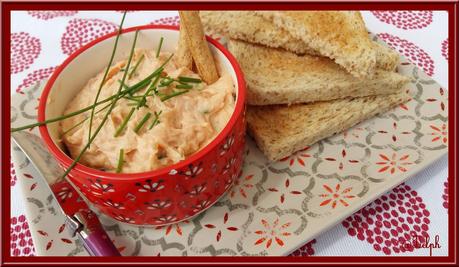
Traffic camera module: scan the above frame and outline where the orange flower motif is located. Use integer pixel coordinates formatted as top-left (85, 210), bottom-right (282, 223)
top-left (254, 218), bottom-right (291, 248)
top-left (230, 174), bottom-right (254, 198)
top-left (280, 147), bottom-right (311, 166)
top-left (429, 124), bottom-right (447, 144)
top-left (319, 183), bottom-right (355, 209)
top-left (155, 220), bottom-right (188, 236)
top-left (376, 153), bottom-right (413, 174)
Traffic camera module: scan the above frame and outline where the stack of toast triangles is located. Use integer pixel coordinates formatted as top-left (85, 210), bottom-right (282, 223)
top-left (201, 11), bottom-right (410, 161)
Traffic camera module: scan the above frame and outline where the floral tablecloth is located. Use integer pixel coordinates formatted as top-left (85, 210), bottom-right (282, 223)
top-left (10, 10), bottom-right (449, 257)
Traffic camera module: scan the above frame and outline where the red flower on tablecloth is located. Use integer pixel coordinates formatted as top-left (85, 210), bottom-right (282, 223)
top-left (11, 32), bottom-right (41, 74)
top-left (16, 66), bottom-right (57, 94)
top-left (342, 183), bottom-right (431, 255)
top-left (442, 181), bottom-right (448, 209)
top-left (27, 11), bottom-right (78, 20)
top-left (61, 18), bottom-right (118, 55)
top-left (151, 16), bottom-right (180, 26)
top-left (319, 183), bottom-right (355, 209)
top-left (289, 239), bottom-right (316, 256)
top-left (280, 147), bottom-right (312, 167)
top-left (11, 162), bottom-right (17, 187)
top-left (378, 33), bottom-right (435, 76)
top-left (11, 215), bottom-right (35, 256)
top-left (441, 39), bottom-right (448, 60)
top-left (371, 11), bottom-right (433, 30)
top-left (254, 218), bottom-right (291, 248)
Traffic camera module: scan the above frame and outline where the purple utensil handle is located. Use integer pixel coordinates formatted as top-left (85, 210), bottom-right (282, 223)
top-left (78, 228), bottom-right (121, 256)
top-left (67, 210), bottom-right (121, 256)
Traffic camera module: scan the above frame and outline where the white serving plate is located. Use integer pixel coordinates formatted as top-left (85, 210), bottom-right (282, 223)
top-left (11, 35), bottom-right (448, 256)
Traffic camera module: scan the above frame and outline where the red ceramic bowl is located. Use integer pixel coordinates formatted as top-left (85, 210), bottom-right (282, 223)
top-left (38, 25), bottom-right (246, 226)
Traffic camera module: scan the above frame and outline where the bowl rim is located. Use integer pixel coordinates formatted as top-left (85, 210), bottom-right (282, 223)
top-left (38, 24), bottom-right (246, 181)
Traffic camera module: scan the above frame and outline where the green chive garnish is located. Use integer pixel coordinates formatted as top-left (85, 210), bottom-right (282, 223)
top-left (128, 54), bottom-right (145, 79)
top-left (124, 95), bottom-right (143, 102)
top-left (160, 90), bottom-right (189, 102)
top-left (159, 77), bottom-right (175, 87)
top-left (62, 102), bottom-right (113, 136)
top-left (11, 55), bottom-right (173, 133)
top-left (178, 76), bottom-right (202, 83)
top-left (118, 80), bottom-right (130, 90)
top-left (87, 12), bottom-right (127, 146)
top-left (114, 107), bottom-right (135, 137)
top-left (116, 149), bottom-right (124, 173)
top-left (60, 29), bottom-right (139, 180)
top-left (176, 84), bottom-right (192, 90)
top-left (134, 112), bottom-right (151, 133)
top-left (156, 37), bottom-right (164, 58)
top-left (136, 74), bottom-right (161, 109)
top-left (149, 111), bottom-right (162, 130)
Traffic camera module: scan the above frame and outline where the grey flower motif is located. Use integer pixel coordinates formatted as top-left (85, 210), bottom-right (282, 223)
top-left (220, 135), bottom-right (235, 156)
top-left (88, 178), bottom-right (114, 196)
top-left (145, 199), bottom-right (172, 210)
top-left (56, 186), bottom-right (73, 202)
top-left (136, 179), bottom-right (165, 193)
top-left (154, 214), bottom-right (177, 224)
top-left (103, 199), bottom-right (125, 210)
top-left (224, 174), bottom-right (237, 190)
top-left (113, 213), bottom-right (135, 224)
top-left (222, 158), bottom-right (236, 175)
top-left (179, 162), bottom-right (203, 178)
top-left (192, 199), bottom-right (212, 213)
top-left (187, 183), bottom-right (207, 197)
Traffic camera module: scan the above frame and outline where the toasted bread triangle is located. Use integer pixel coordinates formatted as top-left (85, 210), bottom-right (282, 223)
top-left (200, 11), bottom-right (399, 72)
top-left (247, 92), bottom-right (410, 161)
top-left (228, 39), bottom-right (409, 105)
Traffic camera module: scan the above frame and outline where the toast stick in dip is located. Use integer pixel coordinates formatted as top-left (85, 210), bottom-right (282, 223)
top-left (176, 24), bottom-right (193, 69)
top-left (179, 11), bottom-right (219, 84)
